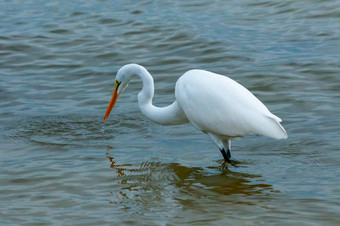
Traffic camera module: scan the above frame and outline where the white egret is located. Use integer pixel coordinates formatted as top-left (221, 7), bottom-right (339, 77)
top-left (104, 64), bottom-right (287, 163)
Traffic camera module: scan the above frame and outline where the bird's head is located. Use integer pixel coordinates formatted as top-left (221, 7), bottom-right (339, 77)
top-left (104, 65), bottom-right (136, 121)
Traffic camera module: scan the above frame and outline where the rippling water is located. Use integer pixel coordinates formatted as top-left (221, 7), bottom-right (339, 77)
top-left (1, 0), bottom-right (340, 224)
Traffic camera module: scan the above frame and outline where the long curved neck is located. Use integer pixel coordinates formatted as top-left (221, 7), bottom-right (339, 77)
top-left (129, 65), bottom-right (188, 125)
top-left (135, 66), bottom-right (154, 105)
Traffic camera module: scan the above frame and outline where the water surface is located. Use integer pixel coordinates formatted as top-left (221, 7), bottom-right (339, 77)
top-left (1, 0), bottom-right (340, 225)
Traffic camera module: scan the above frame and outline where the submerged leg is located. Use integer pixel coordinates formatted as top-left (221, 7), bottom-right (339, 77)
top-left (220, 148), bottom-right (232, 164)
top-left (207, 133), bottom-right (235, 164)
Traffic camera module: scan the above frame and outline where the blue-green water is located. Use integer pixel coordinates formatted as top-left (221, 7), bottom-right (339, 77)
top-left (1, 0), bottom-right (340, 224)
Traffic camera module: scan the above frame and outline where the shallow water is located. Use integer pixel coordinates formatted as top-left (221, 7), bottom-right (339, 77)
top-left (1, 0), bottom-right (340, 225)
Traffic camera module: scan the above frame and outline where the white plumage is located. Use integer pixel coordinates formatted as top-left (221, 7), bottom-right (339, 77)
top-left (104, 64), bottom-right (287, 163)
top-left (176, 70), bottom-right (286, 139)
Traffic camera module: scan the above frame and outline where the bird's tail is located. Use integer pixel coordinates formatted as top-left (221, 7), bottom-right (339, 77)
top-left (262, 115), bottom-right (288, 139)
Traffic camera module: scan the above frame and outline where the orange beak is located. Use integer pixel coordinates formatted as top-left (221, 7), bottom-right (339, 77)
top-left (104, 85), bottom-right (119, 121)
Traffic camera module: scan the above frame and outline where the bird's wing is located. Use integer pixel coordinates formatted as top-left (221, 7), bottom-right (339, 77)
top-left (175, 70), bottom-right (287, 139)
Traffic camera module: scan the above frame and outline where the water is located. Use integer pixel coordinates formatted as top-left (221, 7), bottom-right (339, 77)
top-left (1, 0), bottom-right (340, 224)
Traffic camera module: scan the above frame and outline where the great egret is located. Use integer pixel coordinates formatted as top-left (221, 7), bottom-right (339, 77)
top-left (104, 64), bottom-right (287, 163)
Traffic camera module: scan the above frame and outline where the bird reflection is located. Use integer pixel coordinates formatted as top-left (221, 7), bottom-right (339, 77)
top-left (106, 156), bottom-right (132, 178)
top-left (106, 153), bottom-right (275, 210)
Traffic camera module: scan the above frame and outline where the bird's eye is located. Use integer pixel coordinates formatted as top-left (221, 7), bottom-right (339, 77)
top-left (115, 80), bottom-right (121, 88)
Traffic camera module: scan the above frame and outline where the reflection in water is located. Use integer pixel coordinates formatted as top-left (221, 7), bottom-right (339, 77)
top-left (107, 156), bottom-right (132, 178)
top-left (106, 154), bottom-right (275, 212)
top-left (173, 163), bottom-right (272, 197)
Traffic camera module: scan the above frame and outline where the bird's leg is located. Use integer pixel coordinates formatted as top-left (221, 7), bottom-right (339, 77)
top-left (227, 148), bottom-right (231, 159)
top-left (220, 148), bottom-right (232, 164)
top-left (207, 133), bottom-right (234, 164)
top-left (221, 138), bottom-right (232, 160)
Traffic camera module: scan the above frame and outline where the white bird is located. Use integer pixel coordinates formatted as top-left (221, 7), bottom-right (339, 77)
top-left (104, 64), bottom-right (287, 163)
